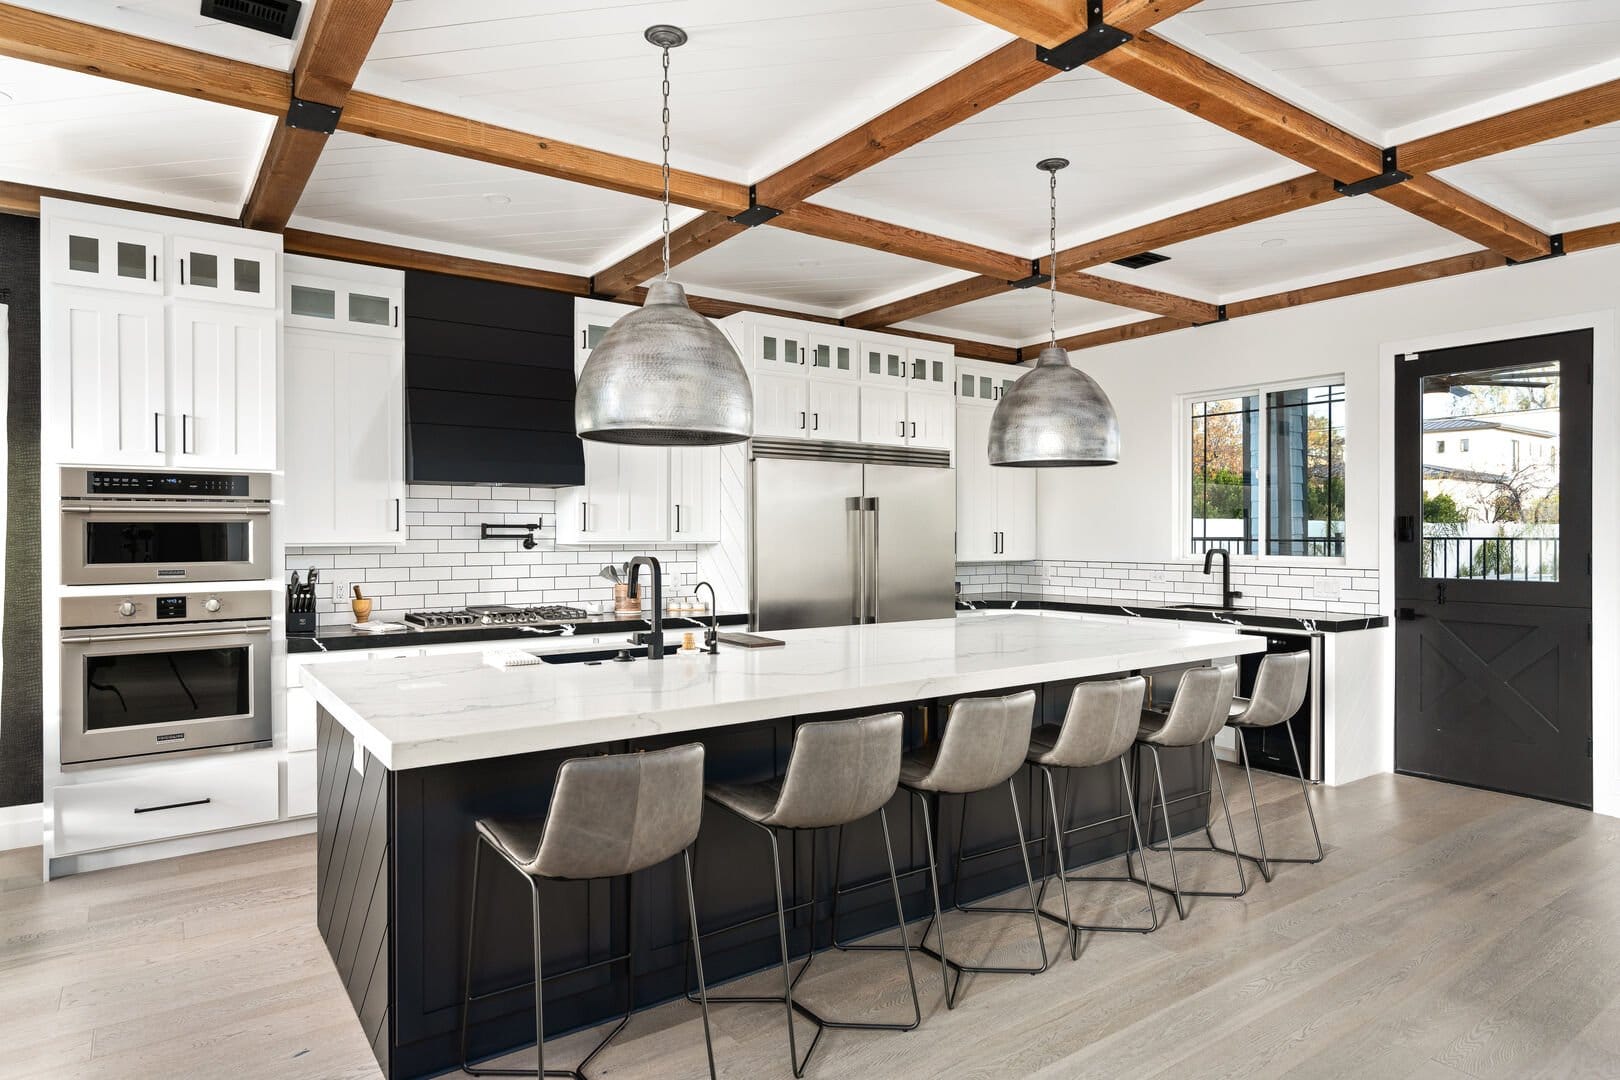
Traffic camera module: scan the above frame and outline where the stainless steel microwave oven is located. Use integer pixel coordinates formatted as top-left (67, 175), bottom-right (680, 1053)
top-left (60, 468), bottom-right (271, 586)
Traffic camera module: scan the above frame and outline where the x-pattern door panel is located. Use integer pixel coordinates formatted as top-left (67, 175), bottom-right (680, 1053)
top-left (1393, 329), bottom-right (1592, 808)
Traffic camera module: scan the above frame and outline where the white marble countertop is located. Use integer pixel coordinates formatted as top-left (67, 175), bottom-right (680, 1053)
top-left (301, 614), bottom-right (1265, 770)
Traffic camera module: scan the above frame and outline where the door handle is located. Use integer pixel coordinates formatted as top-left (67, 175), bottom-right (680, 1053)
top-left (675, 504), bottom-right (681, 533)
top-left (812, 412), bottom-right (819, 431)
top-left (393, 304), bottom-right (399, 328)
top-left (1396, 608), bottom-right (1423, 621)
top-left (153, 412), bottom-right (162, 454)
top-left (868, 504), bottom-right (880, 624)
top-left (181, 414), bottom-right (192, 455)
top-left (1396, 515), bottom-right (1416, 543)
top-left (910, 421), bottom-right (917, 438)
top-left (151, 255), bottom-right (158, 282)
top-left (178, 259), bottom-right (185, 286)
top-left (394, 498), bottom-right (401, 532)
top-left (580, 503), bottom-right (587, 533)
top-left (897, 420), bottom-right (904, 437)
top-left (800, 411), bottom-right (806, 429)
top-left (62, 624), bottom-right (269, 644)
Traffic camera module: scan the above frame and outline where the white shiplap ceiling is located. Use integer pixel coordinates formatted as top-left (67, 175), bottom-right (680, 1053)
top-left (896, 286), bottom-right (1145, 347)
top-left (290, 133), bottom-right (683, 276)
top-left (1160, 0), bottom-right (1620, 145)
top-left (0, 57), bottom-right (273, 217)
top-left (17, 0), bottom-right (310, 69)
top-left (358, 0), bottom-right (1011, 182)
top-left (810, 64), bottom-right (1309, 256)
top-left (1437, 120), bottom-right (1620, 233)
top-left (672, 225), bottom-right (962, 315)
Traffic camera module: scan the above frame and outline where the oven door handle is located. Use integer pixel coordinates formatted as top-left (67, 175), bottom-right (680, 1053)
top-left (61, 625), bottom-right (270, 644)
top-left (61, 505), bottom-right (270, 515)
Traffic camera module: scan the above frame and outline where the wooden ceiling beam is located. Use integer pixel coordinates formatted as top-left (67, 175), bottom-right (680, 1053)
top-left (1401, 79), bottom-right (1620, 174)
top-left (1089, 33), bottom-right (1554, 261)
top-left (1224, 251), bottom-right (1508, 320)
top-left (1565, 220), bottom-right (1620, 254)
top-left (242, 0), bottom-right (394, 231)
top-left (0, 2), bottom-right (288, 114)
top-left (770, 203), bottom-right (1033, 279)
top-left (593, 213), bottom-right (745, 297)
top-left (847, 275), bottom-right (1013, 329)
top-left (1055, 271), bottom-right (1219, 322)
top-left (934, 0), bottom-right (1206, 48)
top-left (1056, 316), bottom-right (1189, 352)
top-left (1056, 172), bottom-right (1339, 268)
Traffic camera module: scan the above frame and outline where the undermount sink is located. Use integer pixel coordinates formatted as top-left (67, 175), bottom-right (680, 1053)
top-left (538, 646), bottom-right (649, 665)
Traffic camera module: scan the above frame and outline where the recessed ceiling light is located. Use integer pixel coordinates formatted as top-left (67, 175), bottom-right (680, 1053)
top-left (1261, 238), bottom-right (1288, 249)
top-left (482, 193), bottom-right (511, 206)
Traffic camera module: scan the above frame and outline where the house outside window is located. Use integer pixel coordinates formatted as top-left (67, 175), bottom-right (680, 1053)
top-left (1187, 381), bottom-right (1346, 559)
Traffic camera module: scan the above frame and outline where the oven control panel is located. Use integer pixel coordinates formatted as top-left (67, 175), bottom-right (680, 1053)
top-left (61, 466), bottom-right (271, 502)
top-left (61, 590), bottom-right (272, 630)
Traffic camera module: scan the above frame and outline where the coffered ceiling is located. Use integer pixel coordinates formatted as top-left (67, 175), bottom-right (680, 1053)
top-left (4, 0), bottom-right (1620, 357)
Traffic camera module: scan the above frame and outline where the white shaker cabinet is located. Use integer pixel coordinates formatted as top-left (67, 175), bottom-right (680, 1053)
top-left (956, 358), bottom-right (1036, 560)
top-left (283, 330), bottom-right (405, 545)
top-left (670, 446), bottom-right (722, 543)
top-left (170, 304), bottom-right (279, 469)
top-left (48, 287), bottom-right (167, 465)
top-left (860, 383), bottom-right (909, 447)
top-left (753, 368), bottom-right (809, 438)
top-left (172, 235), bottom-right (276, 308)
top-left (46, 216), bottom-right (164, 295)
top-left (908, 391), bottom-right (954, 451)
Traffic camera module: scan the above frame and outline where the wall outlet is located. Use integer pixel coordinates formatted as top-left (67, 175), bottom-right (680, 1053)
top-left (1148, 570), bottom-right (1168, 583)
top-left (1311, 577), bottom-right (1344, 600)
top-left (331, 579), bottom-right (349, 606)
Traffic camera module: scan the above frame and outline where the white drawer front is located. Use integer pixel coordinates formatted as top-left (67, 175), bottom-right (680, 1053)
top-left (53, 755), bottom-right (280, 856)
top-left (287, 686), bottom-right (317, 752)
top-left (285, 751), bottom-right (316, 818)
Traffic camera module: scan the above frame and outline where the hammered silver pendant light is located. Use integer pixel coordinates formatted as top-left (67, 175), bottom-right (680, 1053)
top-left (987, 158), bottom-right (1120, 467)
top-left (575, 25), bottom-right (752, 446)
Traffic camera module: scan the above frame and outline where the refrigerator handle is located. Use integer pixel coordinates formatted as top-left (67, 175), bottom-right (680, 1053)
top-left (867, 498), bottom-right (880, 623)
top-left (847, 496), bottom-right (866, 625)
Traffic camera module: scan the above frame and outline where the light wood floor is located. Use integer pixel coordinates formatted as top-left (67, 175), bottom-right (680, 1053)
top-left (4, 768), bottom-right (1619, 1080)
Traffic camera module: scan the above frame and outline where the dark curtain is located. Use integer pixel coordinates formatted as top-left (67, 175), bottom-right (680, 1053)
top-left (0, 214), bottom-right (41, 807)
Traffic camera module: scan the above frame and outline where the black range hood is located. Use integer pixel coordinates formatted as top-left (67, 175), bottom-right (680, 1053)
top-left (404, 271), bottom-right (585, 486)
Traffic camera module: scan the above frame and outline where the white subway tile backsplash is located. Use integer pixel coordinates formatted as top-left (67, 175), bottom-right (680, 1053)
top-left (288, 483), bottom-right (709, 620)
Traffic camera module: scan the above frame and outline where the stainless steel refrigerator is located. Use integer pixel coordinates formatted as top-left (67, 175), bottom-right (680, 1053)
top-left (752, 449), bottom-right (956, 631)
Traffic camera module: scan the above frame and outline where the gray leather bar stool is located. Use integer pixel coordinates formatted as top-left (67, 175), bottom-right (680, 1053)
top-left (1026, 676), bottom-right (1160, 959)
top-left (1131, 664), bottom-right (1247, 920)
top-left (694, 712), bottom-right (919, 1079)
top-left (833, 690), bottom-right (1047, 1009)
top-left (458, 743), bottom-right (716, 1080)
top-left (1214, 651), bottom-right (1323, 882)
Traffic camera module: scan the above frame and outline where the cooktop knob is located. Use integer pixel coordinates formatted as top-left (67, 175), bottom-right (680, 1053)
top-left (203, 597), bottom-right (222, 613)
top-left (117, 601), bottom-right (137, 617)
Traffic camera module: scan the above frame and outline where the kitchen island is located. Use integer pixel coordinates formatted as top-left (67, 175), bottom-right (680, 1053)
top-left (304, 614), bottom-right (1263, 1078)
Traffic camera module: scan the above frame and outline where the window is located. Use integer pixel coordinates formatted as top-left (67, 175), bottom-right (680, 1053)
top-left (1435, 440), bottom-right (1446, 453)
top-left (1459, 438), bottom-right (1470, 452)
top-left (1188, 381), bottom-right (1346, 559)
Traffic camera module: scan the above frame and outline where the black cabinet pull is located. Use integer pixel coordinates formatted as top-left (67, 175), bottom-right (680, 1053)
top-left (151, 254), bottom-right (158, 281)
top-left (394, 498), bottom-right (401, 531)
top-left (800, 411), bottom-right (806, 429)
top-left (134, 797), bottom-right (211, 815)
top-left (393, 305), bottom-right (399, 328)
top-left (179, 258), bottom-right (185, 286)
top-left (812, 412), bottom-right (819, 431)
top-left (910, 421), bottom-right (917, 438)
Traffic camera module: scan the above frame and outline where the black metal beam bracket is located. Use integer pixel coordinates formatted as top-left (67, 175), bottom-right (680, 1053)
top-left (729, 186), bottom-right (783, 227)
top-left (1036, 0), bottom-right (1133, 72)
top-left (1508, 233), bottom-right (1566, 266)
top-left (1334, 147), bottom-right (1410, 197)
top-left (1009, 260), bottom-right (1052, 289)
top-left (286, 96), bottom-right (342, 134)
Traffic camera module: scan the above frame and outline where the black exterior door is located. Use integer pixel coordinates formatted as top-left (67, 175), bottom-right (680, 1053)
top-left (1394, 330), bottom-right (1592, 808)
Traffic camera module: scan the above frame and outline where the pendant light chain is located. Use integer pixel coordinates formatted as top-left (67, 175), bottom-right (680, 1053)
top-left (1048, 166), bottom-right (1059, 348)
top-left (660, 43), bottom-right (673, 281)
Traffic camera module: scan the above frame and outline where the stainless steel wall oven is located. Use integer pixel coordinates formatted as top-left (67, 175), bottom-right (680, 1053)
top-left (59, 590), bottom-right (272, 765)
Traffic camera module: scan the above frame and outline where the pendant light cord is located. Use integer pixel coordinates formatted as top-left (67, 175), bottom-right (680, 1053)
top-left (660, 44), bottom-right (673, 281)
top-left (1048, 166), bottom-right (1058, 349)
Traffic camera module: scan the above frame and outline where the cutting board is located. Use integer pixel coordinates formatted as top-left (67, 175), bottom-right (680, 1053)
top-left (717, 632), bottom-right (785, 649)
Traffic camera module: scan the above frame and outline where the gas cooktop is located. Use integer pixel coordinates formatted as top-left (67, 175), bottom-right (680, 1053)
top-left (402, 604), bottom-right (592, 629)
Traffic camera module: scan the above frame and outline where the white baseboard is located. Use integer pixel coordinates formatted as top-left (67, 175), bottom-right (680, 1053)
top-left (0, 803), bottom-right (43, 852)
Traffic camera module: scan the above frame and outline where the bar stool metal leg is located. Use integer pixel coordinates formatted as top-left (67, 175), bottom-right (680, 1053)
top-left (1130, 743), bottom-right (1249, 919)
top-left (681, 848), bottom-right (718, 1080)
top-left (1213, 723), bottom-right (1326, 874)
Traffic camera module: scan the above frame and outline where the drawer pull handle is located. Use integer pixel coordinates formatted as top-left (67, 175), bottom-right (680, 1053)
top-left (133, 797), bottom-right (211, 815)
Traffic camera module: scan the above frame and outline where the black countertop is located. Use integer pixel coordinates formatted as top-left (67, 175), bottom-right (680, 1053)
top-left (286, 611), bottom-right (750, 653)
top-left (956, 593), bottom-right (1387, 633)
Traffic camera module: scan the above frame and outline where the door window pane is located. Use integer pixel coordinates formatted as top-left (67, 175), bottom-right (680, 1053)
top-left (1266, 384), bottom-right (1346, 557)
top-left (189, 252), bottom-right (218, 289)
top-left (116, 241), bottom-right (147, 279)
top-left (1420, 361), bottom-right (1561, 581)
top-left (784, 339), bottom-right (799, 365)
top-left (1189, 395), bottom-right (1259, 556)
top-left (349, 292), bottom-right (391, 326)
top-left (234, 258), bottom-right (261, 294)
top-left (961, 373), bottom-right (973, 396)
top-left (869, 351), bottom-right (882, 375)
top-left (837, 346), bottom-right (851, 371)
top-left (586, 323), bottom-right (611, 349)
top-left (69, 234), bottom-right (99, 273)
top-left (979, 376), bottom-right (992, 399)
top-left (762, 337), bottom-right (777, 363)
top-left (290, 285), bottom-right (336, 320)
top-left (932, 360), bottom-right (944, 383)
top-left (813, 343), bottom-right (831, 368)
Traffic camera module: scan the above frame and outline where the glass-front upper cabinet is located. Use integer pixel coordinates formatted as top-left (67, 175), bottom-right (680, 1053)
top-left (862, 341), bottom-right (907, 383)
top-left (808, 330), bottom-right (858, 380)
top-left (172, 236), bottom-right (277, 308)
top-left (750, 321), bottom-right (806, 374)
top-left (48, 218), bottom-right (165, 295)
top-left (957, 363), bottom-right (1022, 404)
top-left (284, 272), bottom-right (402, 338)
top-left (907, 346), bottom-right (952, 393)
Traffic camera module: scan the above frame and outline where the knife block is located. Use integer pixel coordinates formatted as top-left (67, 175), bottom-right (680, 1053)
top-left (287, 609), bottom-right (318, 637)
